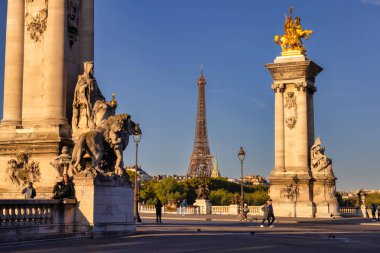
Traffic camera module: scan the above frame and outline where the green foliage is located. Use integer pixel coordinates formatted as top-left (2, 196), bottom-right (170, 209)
top-left (127, 170), bottom-right (135, 184)
top-left (209, 189), bottom-right (235, 206)
top-left (139, 177), bottom-right (269, 206)
top-left (365, 193), bottom-right (380, 207)
top-left (244, 191), bottom-right (269, 206)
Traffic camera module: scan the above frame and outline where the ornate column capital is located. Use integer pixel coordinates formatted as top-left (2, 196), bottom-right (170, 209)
top-left (295, 82), bottom-right (308, 92)
top-left (295, 81), bottom-right (316, 93)
top-left (271, 83), bottom-right (285, 93)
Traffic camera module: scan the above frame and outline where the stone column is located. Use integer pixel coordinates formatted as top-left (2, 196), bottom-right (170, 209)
top-left (79, 0), bottom-right (94, 69)
top-left (43, 0), bottom-right (67, 124)
top-left (1, 0), bottom-right (24, 126)
top-left (307, 87), bottom-right (316, 151)
top-left (273, 83), bottom-right (285, 172)
top-left (296, 83), bottom-right (309, 172)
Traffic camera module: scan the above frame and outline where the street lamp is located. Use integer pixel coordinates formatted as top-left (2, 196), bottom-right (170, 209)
top-left (133, 124), bottom-right (142, 223)
top-left (238, 147), bottom-right (246, 214)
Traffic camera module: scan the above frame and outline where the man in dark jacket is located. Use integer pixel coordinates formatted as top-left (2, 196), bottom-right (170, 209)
top-left (22, 182), bottom-right (36, 199)
top-left (371, 203), bottom-right (377, 221)
top-left (53, 174), bottom-right (75, 199)
top-left (155, 198), bottom-right (163, 224)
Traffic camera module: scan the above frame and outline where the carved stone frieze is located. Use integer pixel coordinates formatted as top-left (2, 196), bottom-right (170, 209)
top-left (265, 60), bottom-right (323, 83)
top-left (0, 144), bottom-right (59, 155)
top-left (280, 184), bottom-right (299, 201)
top-left (284, 92), bottom-right (298, 129)
top-left (6, 153), bottom-right (41, 187)
top-left (25, 0), bottom-right (48, 42)
top-left (67, 0), bottom-right (80, 48)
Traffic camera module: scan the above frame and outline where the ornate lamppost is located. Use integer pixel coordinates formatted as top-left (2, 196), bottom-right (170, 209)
top-left (238, 147), bottom-right (246, 214)
top-left (133, 124), bottom-right (142, 223)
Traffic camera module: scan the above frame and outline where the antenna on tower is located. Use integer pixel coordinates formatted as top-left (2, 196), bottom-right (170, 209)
top-left (200, 64), bottom-right (204, 76)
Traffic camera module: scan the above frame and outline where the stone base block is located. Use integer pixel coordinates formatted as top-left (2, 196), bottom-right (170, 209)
top-left (315, 201), bottom-right (340, 218)
top-left (74, 175), bottom-right (136, 236)
top-left (194, 199), bottom-right (211, 214)
top-left (272, 201), bottom-right (315, 218)
top-left (0, 123), bottom-right (73, 199)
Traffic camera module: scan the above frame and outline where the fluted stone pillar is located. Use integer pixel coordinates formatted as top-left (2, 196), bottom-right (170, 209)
top-left (1, 0), bottom-right (24, 126)
top-left (273, 84), bottom-right (285, 172)
top-left (296, 83), bottom-right (309, 172)
top-left (79, 0), bottom-right (94, 68)
top-left (307, 90), bottom-right (315, 151)
top-left (43, 0), bottom-right (67, 124)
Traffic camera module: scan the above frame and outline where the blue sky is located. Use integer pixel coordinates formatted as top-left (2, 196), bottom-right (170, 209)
top-left (0, 0), bottom-right (379, 191)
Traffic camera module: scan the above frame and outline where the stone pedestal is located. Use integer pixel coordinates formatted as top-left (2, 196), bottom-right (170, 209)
top-left (0, 124), bottom-right (72, 199)
top-left (74, 175), bottom-right (135, 238)
top-left (313, 175), bottom-right (340, 218)
top-left (194, 199), bottom-right (212, 214)
top-left (269, 173), bottom-right (315, 217)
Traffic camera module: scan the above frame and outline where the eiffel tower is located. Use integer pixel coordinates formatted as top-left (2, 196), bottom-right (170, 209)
top-left (187, 66), bottom-right (213, 178)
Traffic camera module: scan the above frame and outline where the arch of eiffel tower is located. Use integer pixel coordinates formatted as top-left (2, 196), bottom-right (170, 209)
top-left (186, 68), bottom-right (213, 178)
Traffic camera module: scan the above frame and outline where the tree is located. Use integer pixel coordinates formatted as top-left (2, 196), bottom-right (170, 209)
top-left (365, 193), bottom-right (380, 207)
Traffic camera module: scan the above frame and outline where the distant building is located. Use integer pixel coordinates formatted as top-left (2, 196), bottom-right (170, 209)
top-left (244, 175), bottom-right (268, 187)
top-left (151, 174), bottom-right (187, 182)
top-left (125, 165), bottom-right (151, 181)
top-left (211, 155), bottom-right (221, 178)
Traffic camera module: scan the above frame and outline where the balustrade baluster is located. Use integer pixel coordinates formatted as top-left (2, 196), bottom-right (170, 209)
top-left (0, 206), bottom-right (5, 227)
top-left (46, 206), bottom-right (52, 224)
top-left (20, 206), bottom-right (26, 226)
top-left (25, 206), bottom-right (32, 225)
top-left (36, 207), bottom-right (42, 224)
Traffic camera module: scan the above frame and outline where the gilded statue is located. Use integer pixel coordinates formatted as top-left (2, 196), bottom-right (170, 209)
top-left (274, 7), bottom-right (314, 56)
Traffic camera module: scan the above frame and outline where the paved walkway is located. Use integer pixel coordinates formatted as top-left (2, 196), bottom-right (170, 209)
top-left (1, 216), bottom-right (380, 253)
top-left (140, 213), bottom-right (369, 224)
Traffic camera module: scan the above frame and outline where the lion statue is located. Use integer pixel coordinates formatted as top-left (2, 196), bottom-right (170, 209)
top-left (71, 113), bottom-right (140, 176)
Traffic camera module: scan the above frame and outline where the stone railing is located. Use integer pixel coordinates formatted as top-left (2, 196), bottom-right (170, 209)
top-left (248, 206), bottom-right (263, 215)
top-left (187, 206), bottom-right (200, 214)
top-left (140, 204), bottom-right (156, 213)
top-left (212, 206), bottom-right (230, 214)
top-left (140, 205), bottom-right (200, 214)
top-left (212, 205), bottom-right (263, 215)
top-left (339, 207), bottom-right (359, 216)
top-left (0, 199), bottom-right (76, 242)
top-left (338, 206), bottom-right (371, 217)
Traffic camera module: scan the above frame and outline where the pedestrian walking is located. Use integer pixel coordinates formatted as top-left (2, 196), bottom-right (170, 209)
top-left (260, 202), bottom-right (269, 227)
top-left (155, 198), bottom-right (163, 223)
top-left (181, 199), bottom-right (187, 216)
top-left (267, 199), bottom-right (275, 227)
top-left (176, 200), bottom-right (181, 215)
top-left (377, 204), bottom-right (380, 221)
top-left (241, 203), bottom-right (250, 221)
top-left (371, 203), bottom-right (376, 221)
top-left (22, 182), bottom-right (36, 199)
top-left (260, 199), bottom-right (275, 227)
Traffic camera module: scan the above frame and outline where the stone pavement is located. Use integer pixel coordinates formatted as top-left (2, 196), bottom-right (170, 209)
top-left (1, 215), bottom-right (380, 253)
